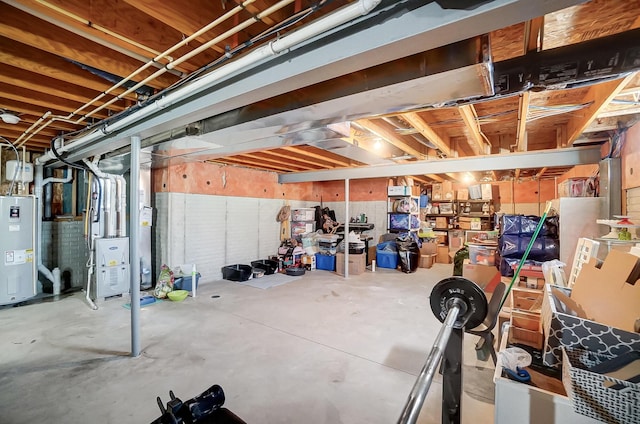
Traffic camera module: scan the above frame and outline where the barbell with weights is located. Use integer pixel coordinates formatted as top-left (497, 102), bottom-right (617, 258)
top-left (398, 277), bottom-right (490, 424)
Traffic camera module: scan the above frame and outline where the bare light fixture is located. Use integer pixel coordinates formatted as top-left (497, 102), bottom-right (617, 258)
top-left (0, 109), bottom-right (20, 124)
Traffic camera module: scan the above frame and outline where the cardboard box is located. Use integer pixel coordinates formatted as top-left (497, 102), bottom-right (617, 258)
top-left (335, 252), bottom-right (366, 276)
top-left (436, 245), bottom-right (451, 264)
top-left (462, 260), bottom-right (501, 291)
top-left (431, 183), bottom-right (443, 200)
top-left (420, 240), bottom-right (438, 255)
top-left (442, 181), bottom-right (454, 200)
top-left (435, 216), bottom-right (448, 229)
top-left (541, 284), bottom-right (640, 368)
top-left (448, 229), bottom-right (464, 252)
top-left (571, 249), bottom-right (640, 332)
top-left (470, 218), bottom-right (483, 230)
top-left (481, 183), bottom-right (494, 200)
top-left (419, 254), bottom-right (436, 268)
top-left (388, 185), bottom-right (411, 196)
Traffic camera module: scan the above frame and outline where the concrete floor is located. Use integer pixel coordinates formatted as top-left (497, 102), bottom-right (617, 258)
top-left (0, 264), bottom-right (496, 424)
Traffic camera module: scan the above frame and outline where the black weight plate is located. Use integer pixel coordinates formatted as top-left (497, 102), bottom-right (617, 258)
top-left (430, 277), bottom-right (488, 329)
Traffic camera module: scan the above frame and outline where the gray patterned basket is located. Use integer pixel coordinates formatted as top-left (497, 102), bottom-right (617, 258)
top-left (542, 284), bottom-right (640, 368)
top-left (562, 347), bottom-right (640, 424)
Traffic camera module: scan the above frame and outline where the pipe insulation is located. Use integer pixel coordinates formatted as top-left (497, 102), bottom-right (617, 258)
top-left (35, 0), bottom-right (382, 166)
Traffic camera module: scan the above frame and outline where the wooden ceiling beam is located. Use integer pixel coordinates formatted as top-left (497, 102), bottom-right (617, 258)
top-left (0, 66), bottom-right (127, 112)
top-left (411, 176), bottom-right (430, 185)
top-left (122, 0), bottom-right (279, 57)
top-left (401, 112), bottom-right (452, 157)
top-left (0, 127), bottom-right (51, 144)
top-left (10, 0), bottom-right (197, 73)
top-left (427, 174), bottom-right (445, 182)
top-left (523, 16), bottom-right (544, 53)
top-left (220, 156), bottom-right (303, 172)
top-left (237, 153), bottom-right (311, 172)
top-left (458, 104), bottom-right (487, 155)
top-left (0, 83), bottom-right (111, 119)
top-left (280, 146), bottom-right (352, 167)
top-left (536, 167), bottom-right (548, 179)
top-left (566, 73), bottom-right (636, 144)
top-left (515, 91), bottom-right (530, 151)
top-left (597, 106), bottom-right (640, 119)
top-left (445, 173), bottom-right (462, 183)
top-left (0, 38), bottom-right (138, 101)
top-left (356, 119), bottom-right (424, 159)
top-left (584, 115), bottom-right (640, 132)
top-left (265, 149), bottom-right (337, 169)
top-left (0, 6), bottom-right (178, 89)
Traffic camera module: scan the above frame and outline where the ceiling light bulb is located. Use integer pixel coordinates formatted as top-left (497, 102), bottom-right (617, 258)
top-left (463, 172), bottom-right (475, 184)
top-left (0, 110), bottom-right (20, 125)
top-left (374, 140), bottom-right (383, 150)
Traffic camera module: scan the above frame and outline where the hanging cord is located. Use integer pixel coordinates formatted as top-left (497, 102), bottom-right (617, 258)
top-left (0, 136), bottom-right (21, 196)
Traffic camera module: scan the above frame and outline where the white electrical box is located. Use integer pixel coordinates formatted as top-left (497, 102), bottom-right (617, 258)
top-left (94, 237), bottom-right (130, 298)
top-left (5, 161), bottom-right (34, 183)
top-left (0, 196), bottom-right (36, 305)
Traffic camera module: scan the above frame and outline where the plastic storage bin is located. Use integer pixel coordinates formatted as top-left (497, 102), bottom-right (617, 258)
top-left (468, 243), bottom-right (498, 266)
top-left (250, 259), bottom-right (278, 275)
top-left (174, 273), bottom-right (201, 291)
top-left (315, 253), bottom-right (336, 271)
top-left (376, 241), bottom-right (399, 269)
top-left (221, 264), bottom-right (253, 281)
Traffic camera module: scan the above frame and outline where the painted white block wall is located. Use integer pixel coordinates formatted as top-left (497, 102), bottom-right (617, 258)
top-left (155, 193), bottom-right (282, 281)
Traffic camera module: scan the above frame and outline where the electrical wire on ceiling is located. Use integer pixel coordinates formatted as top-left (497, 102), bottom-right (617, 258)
top-left (17, 0), bottom-right (336, 149)
top-left (526, 102), bottom-right (594, 122)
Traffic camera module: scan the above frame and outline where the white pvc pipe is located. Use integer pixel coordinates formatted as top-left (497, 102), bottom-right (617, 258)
top-left (34, 165), bottom-right (71, 290)
top-left (36, 0), bottom-right (382, 166)
top-left (115, 175), bottom-right (127, 237)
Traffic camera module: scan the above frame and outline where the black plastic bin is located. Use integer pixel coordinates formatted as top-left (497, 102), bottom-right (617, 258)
top-left (250, 259), bottom-right (279, 275)
top-left (222, 264), bottom-right (253, 281)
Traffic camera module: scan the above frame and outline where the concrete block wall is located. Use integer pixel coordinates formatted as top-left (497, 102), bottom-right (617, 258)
top-left (155, 193), bottom-right (282, 282)
top-left (40, 220), bottom-right (88, 290)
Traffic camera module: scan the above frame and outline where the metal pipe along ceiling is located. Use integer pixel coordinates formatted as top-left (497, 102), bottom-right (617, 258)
top-left (36, 0), bottom-right (384, 165)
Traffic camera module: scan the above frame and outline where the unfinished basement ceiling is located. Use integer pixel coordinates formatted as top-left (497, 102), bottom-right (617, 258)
top-left (1, 0), bottom-right (640, 183)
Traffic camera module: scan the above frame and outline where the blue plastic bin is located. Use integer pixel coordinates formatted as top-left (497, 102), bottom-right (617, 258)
top-left (315, 253), bottom-right (336, 271)
top-left (376, 241), bottom-right (399, 269)
top-left (174, 273), bottom-right (201, 291)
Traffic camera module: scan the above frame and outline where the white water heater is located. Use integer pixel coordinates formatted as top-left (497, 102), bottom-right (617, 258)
top-left (0, 196), bottom-right (36, 305)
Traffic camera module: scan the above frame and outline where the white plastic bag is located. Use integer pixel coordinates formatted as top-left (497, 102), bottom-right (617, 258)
top-left (542, 259), bottom-right (567, 287)
top-left (498, 347), bottom-right (532, 371)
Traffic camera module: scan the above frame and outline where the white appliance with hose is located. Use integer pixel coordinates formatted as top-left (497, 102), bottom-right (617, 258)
top-left (84, 168), bottom-right (130, 307)
top-left (0, 195), bottom-right (36, 305)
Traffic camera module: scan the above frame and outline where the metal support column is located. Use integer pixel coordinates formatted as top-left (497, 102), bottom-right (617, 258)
top-left (441, 328), bottom-right (463, 424)
top-left (130, 135), bottom-right (141, 357)
top-left (344, 179), bottom-right (350, 278)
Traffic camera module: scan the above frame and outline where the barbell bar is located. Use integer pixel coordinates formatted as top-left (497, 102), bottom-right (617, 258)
top-left (398, 277), bottom-right (490, 424)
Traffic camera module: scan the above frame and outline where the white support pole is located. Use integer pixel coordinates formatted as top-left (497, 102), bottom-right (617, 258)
top-left (130, 135), bottom-right (141, 357)
top-left (344, 179), bottom-right (350, 278)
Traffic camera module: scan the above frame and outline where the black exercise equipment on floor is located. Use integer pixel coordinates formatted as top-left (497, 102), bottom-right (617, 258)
top-left (398, 277), bottom-right (492, 424)
top-left (150, 385), bottom-right (246, 424)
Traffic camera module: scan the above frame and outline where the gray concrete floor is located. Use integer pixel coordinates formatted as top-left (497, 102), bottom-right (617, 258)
top-left (0, 264), bottom-right (496, 424)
